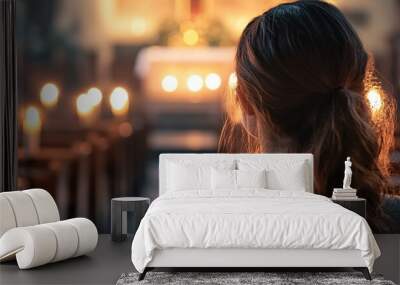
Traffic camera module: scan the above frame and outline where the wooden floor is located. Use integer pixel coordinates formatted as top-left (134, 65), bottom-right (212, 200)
top-left (0, 235), bottom-right (133, 285)
top-left (1, 234), bottom-right (398, 285)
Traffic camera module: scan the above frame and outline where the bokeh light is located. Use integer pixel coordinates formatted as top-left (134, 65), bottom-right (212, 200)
top-left (118, 122), bottom-right (133, 137)
top-left (76, 93), bottom-right (94, 117)
top-left (161, 75), bottom-right (178, 92)
top-left (110, 87), bottom-right (129, 116)
top-left (205, 73), bottom-right (221, 90)
top-left (228, 72), bottom-right (238, 90)
top-left (131, 17), bottom-right (148, 36)
top-left (367, 88), bottom-right (382, 112)
top-left (187, 74), bottom-right (203, 92)
top-left (23, 106), bottom-right (42, 134)
top-left (182, 29), bottom-right (199, 46)
top-left (87, 87), bottom-right (103, 106)
top-left (40, 83), bottom-right (59, 108)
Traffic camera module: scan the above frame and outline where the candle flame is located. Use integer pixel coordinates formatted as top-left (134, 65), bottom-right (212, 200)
top-left (40, 83), bottom-right (59, 108)
top-left (205, 73), bottom-right (221, 90)
top-left (76, 93), bottom-right (95, 117)
top-left (110, 87), bottom-right (129, 116)
top-left (23, 106), bottom-right (42, 134)
top-left (187, 74), bottom-right (203, 92)
top-left (182, 29), bottom-right (199, 46)
top-left (161, 75), bottom-right (178, 92)
top-left (87, 87), bottom-right (103, 106)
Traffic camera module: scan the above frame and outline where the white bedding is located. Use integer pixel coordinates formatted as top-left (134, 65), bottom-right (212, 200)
top-left (131, 190), bottom-right (380, 273)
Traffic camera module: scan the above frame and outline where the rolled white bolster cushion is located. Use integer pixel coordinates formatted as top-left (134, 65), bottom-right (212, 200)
top-left (64, 218), bottom-right (98, 257)
top-left (42, 221), bottom-right (79, 262)
top-left (0, 191), bottom-right (39, 227)
top-left (0, 218), bottom-right (98, 269)
top-left (0, 196), bottom-right (17, 237)
top-left (0, 226), bottom-right (57, 269)
top-left (23, 188), bottom-right (60, 224)
top-left (0, 189), bottom-right (59, 238)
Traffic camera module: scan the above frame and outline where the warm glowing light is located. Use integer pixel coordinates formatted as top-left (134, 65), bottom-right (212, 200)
top-left (110, 87), bottom-right (129, 116)
top-left (118, 122), bottom-right (133, 137)
top-left (131, 17), bottom-right (148, 35)
top-left (76, 93), bottom-right (94, 117)
top-left (40, 83), bottom-right (59, 108)
top-left (232, 17), bottom-right (250, 36)
top-left (182, 29), bottom-right (199, 46)
top-left (325, 0), bottom-right (338, 5)
top-left (367, 88), bottom-right (382, 112)
top-left (205, 73), bottom-right (221, 90)
top-left (231, 105), bottom-right (243, 123)
top-left (226, 73), bottom-right (242, 123)
top-left (87, 87), bottom-right (103, 106)
top-left (161, 75), bottom-right (178, 92)
top-left (225, 89), bottom-right (243, 124)
top-left (228, 72), bottom-right (238, 89)
top-left (23, 106), bottom-right (42, 134)
top-left (187, 74), bottom-right (203, 92)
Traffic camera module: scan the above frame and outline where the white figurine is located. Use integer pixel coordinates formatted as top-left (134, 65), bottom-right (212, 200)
top-left (343, 157), bottom-right (352, 189)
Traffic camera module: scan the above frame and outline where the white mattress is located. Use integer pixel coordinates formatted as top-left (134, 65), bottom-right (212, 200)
top-left (131, 190), bottom-right (380, 272)
top-left (148, 248), bottom-right (365, 267)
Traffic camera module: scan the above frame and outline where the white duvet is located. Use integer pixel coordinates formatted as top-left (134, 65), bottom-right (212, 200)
top-left (131, 190), bottom-right (380, 273)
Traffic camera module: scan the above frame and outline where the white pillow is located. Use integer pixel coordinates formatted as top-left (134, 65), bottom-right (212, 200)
top-left (237, 159), bottom-right (307, 191)
top-left (211, 169), bottom-right (268, 190)
top-left (167, 160), bottom-right (235, 191)
top-left (237, 169), bottom-right (267, 189)
top-left (267, 167), bottom-right (306, 191)
top-left (167, 162), bottom-right (210, 191)
top-left (211, 168), bottom-right (236, 190)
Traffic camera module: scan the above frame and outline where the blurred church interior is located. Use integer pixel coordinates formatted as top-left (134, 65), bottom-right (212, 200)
top-left (16, 0), bottom-right (400, 233)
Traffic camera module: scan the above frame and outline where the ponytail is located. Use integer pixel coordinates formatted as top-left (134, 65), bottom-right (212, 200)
top-left (221, 0), bottom-right (397, 232)
top-left (310, 87), bottom-right (391, 232)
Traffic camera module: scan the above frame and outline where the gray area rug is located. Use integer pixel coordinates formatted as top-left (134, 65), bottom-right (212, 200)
top-left (116, 272), bottom-right (396, 285)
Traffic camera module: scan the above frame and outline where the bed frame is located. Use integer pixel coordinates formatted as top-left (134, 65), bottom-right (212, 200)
top-left (139, 154), bottom-right (371, 280)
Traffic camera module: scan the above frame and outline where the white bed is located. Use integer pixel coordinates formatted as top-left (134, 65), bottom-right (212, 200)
top-left (131, 153), bottom-right (380, 280)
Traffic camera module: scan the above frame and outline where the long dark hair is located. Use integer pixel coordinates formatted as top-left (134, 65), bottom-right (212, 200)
top-left (220, 0), bottom-right (396, 231)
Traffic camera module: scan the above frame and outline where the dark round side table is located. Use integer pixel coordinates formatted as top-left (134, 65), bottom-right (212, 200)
top-left (111, 197), bottom-right (150, 242)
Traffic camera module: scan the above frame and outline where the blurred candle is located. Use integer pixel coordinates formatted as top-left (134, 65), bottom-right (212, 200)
top-left (23, 105), bottom-right (42, 154)
top-left (76, 93), bottom-right (94, 118)
top-left (110, 87), bottom-right (129, 116)
top-left (23, 106), bottom-right (42, 135)
top-left (182, 29), bottom-right (199, 46)
top-left (87, 87), bottom-right (103, 106)
top-left (187, 74), bottom-right (203, 92)
top-left (205, 73), bottom-right (221, 90)
top-left (40, 83), bottom-right (59, 108)
top-left (161, 75), bottom-right (178, 92)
